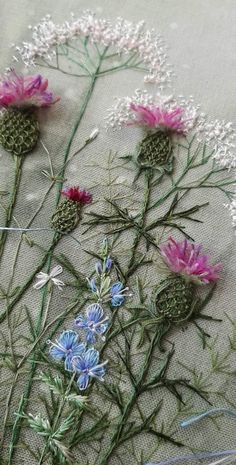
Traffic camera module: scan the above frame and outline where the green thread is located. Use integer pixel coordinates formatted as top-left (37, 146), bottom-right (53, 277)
top-left (155, 276), bottom-right (194, 322)
top-left (0, 109), bottom-right (39, 156)
top-left (137, 131), bottom-right (172, 168)
top-left (51, 199), bottom-right (81, 233)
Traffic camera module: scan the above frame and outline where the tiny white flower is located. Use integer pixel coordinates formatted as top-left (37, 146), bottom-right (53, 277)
top-left (33, 265), bottom-right (65, 290)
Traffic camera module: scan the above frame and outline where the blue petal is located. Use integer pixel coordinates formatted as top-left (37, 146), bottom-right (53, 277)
top-left (96, 322), bottom-right (109, 334)
top-left (64, 353), bottom-right (74, 372)
top-left (58, 330), bottom-right (79, 350)
top-left (87, 303), bottom-right (103, 323)
top-left (71, 342), bottom-right (86, 357)
top-left (90, 363), bottom-right (107, 381)
top-left (111, 282), bottom-right (124, 295)
top-left (95, 261), bottom-right (103, 275)
top-left (75, 316), bottom-right (88, 329)
top-left (111, 295), bottom-right (125, 307)
top-left (85, 330), bottom-right (97, 344)
top-left (77, 373), bottom-right (90, 390)
top-left (49, 345), bottom-right (65, 360)
top-left (83, 348), bottom-right (100, 368)
top-left (89, 278), bottom-right (97, 292)
top-left (105, 256), bottom-right (113, 272)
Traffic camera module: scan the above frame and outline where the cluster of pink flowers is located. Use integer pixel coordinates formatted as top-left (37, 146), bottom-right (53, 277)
top-left (13, 11), bottom-right (171, 86)
top-left (160, 237), bottom-right (222, 284)
top-left (0, 70), bottom-right (59, 108)
top-left (61, 186), bottom-right (92, 205)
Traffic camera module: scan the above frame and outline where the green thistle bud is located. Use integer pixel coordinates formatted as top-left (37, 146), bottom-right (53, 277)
top-left (137, 131), bottom-right (172, 168)
top-left (51, 186), bottom-right (92, 234)
top-left (155, 275), bottom-right (194, 323)
top-left (0, 109), bottom-right (39, 156)
top-left (51, 199), bottom-right (81, 234)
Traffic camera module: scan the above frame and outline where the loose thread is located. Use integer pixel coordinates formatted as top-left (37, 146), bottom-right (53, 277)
top-left (181, 407), bottom-right (236, 428)
top-left (0, 227), bottom-right (81, 246)
top-left (144, 450), bottom-right (236, 465)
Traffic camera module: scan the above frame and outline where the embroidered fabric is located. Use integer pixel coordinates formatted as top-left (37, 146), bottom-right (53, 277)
top-left (0, 1), bottom-right (235, 465)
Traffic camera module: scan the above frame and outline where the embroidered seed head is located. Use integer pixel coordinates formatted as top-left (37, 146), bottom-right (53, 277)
top-left (51, 186), bottom-right (92, 234)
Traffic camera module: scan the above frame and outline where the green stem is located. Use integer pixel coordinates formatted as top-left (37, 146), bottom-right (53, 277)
top-left (97, 332), bottom-right (160, 465)
top-left (0, 156), bottom-right (24, 261)
top-left (125, 171), bottom-right (153, 278)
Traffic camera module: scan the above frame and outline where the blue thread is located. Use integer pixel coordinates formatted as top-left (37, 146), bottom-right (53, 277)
top-left (181, 408), bottom-right (236, 428)
top-left (144, 450), bottom-right (236, 465)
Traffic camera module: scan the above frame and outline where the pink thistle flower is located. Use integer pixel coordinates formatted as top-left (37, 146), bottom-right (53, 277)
top-left (129, 103), bottom-right (192, 135)
top-left (160, 237), bottom-right (222, 284)
top-left (61, 186), bottom-right (92, 205)
top-left (0, 69), bottom-right (59, 108)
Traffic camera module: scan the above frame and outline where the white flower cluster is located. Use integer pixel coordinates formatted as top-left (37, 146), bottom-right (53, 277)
top-left (197, 118), bottom-right (236, 169)
top-left (105, 89), bottom-right (236, 170)
top-left (14, 11), bottom-right (172, 86)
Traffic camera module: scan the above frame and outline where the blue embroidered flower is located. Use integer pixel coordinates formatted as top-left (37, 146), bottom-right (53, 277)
top-left (105, 256), bottom-right (113, 272)
top-left (73, 348), bottom-right (108, 390)
top-left (95, 256), bottom-right (113, 275)
top-left (75, 303), bottom-right (109, 343)
top-left (110, 281), bottom-right (127, 307)
top-left (49, 330), bottom-right (85, 372)
top-left (88, 277), bottom-right (97, 293)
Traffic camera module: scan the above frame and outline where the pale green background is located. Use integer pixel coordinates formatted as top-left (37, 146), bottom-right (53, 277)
top-left (0, 1), bottom-right (236, 464)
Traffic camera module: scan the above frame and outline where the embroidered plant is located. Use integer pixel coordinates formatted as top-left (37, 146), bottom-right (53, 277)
top-left (0, 10), bottom-right (235, 465)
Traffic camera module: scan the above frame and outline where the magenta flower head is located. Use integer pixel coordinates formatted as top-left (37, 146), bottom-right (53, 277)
top-left (0, 69), bottom-right (59, 109)
top-left (129, 103), bottom-right (192, 135)
top-left (61, 186), bottom-right (92, 205)
top-left (160, 237), bottom-right (222, 285)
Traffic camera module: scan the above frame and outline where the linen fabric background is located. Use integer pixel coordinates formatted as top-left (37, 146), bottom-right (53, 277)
top-left (0, 0), bottom-right (236, 464)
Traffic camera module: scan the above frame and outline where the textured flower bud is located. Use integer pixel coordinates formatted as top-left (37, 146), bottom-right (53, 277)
top-left (137, 131), bottom-right (172, 168)
top-left (51, 199), bottom-right (81, 234)
top-left (0, 109), bottom-right (39, 155)
top-left (155, 276), bottom-right (194, 322)
top-left (50, 186), bottom-right (92, 234)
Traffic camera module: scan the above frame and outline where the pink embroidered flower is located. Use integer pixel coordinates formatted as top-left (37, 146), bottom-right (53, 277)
top-left (61, 186), bottom-right (92, 205)
top-left (128, 103), bottom-right (192, 135)
top-left (0, 70), bottom-right (59, 108)
top-left (160, 237), bottom-right (222, 284)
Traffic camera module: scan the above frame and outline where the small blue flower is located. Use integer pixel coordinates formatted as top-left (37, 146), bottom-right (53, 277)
top-left (49, 330), bottom-right (85, 372)
top-left (110, 281), bottom-right (127, 307)
top-left (88, 277), bottom-right (97, 293)
top-left (105, 256), bottom-right (113, 272)
top-left (73, 348), bottom-right (108, 390)
top-left (75, 303), bottom-right (109, 343)
top-left (95, 261), bottom-right (103, 275)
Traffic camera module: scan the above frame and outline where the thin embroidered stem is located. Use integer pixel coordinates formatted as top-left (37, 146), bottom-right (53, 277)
top-left (0, 155), bottom-right (24, 262)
